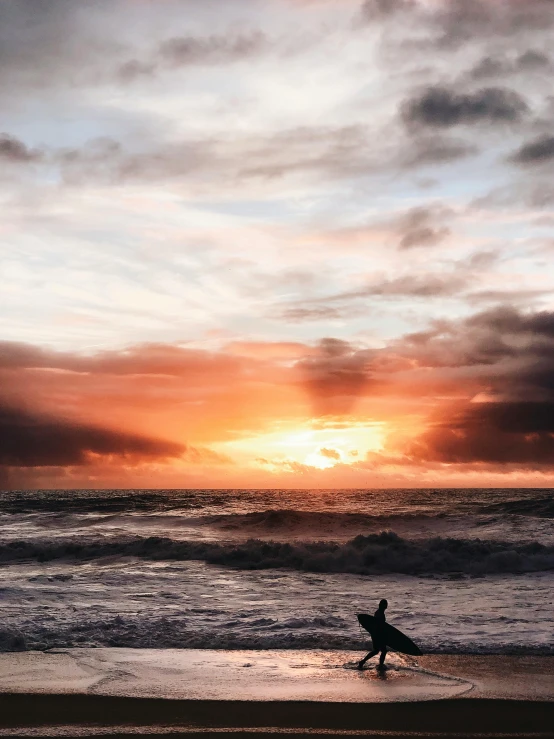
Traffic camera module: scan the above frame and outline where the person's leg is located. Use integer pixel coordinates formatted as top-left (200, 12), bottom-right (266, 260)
top-left (357, 649), bottom-right (378, 669)
top-left (378, 648), bottom-right (387, 667)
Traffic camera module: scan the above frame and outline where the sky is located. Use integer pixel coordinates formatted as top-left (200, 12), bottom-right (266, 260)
top-left (2, 0), bottom-right (554, 489)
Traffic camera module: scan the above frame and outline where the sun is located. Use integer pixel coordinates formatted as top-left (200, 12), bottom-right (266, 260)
top-left (212, 419), bottom-right (386, 472)
top-left (304, 447), bottom-right (343, 469)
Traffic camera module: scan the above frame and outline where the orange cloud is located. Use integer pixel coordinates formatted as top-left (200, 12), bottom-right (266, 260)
top-left (2, 302), bottom-right (554, 487)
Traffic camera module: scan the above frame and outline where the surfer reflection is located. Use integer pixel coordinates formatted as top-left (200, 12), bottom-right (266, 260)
top-left (357, 599), bottom-right (388, 670)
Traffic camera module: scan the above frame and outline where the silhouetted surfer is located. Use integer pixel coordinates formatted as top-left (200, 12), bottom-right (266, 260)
top-left (358, 599), bottom-right (388, 669)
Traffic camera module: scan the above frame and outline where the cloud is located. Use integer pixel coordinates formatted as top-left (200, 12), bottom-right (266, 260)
top-left (359, 0), bottom-right (413, 21)
top-left (0, 340), bottom-right (244, 379)
top-left (3, 301), bottom-right (554, 481)
top-left (0, 339), bottom-right (305, 473)
top-left (332, 272), bottom-right (470, 301)
top-left (470, 50), bottom-right (551, 80)
top-left (370, 273), bottom-right (469, 297)
top-left (396, 206), bottom-right (451, 249)
top-left (358, 0), bottom-right (554, 57)
top-left (297, 338), bottom-right (374, 416)
top-left (380, 304), bottom-right (554, 467)
top-left (403, 86), bottom-right (528, 128)
top-left (0, 0), bottom-right (121, 97)
top-left (280, 305), bottom-right (364, 322)
top-left (408, 401), bottom-right (554, 465)
top-left (0, 133), bottom-right (41, 163)
top-left (467, 287), bottom-right (551, 306)
top-left (23, 124), bottom-right (381, 189)
top-left (0, 403), bottom-right (184, 468)
top-left (432, 0), bottom-right (554, 46)
top-left (397, 304), bottom-right (554, 372)
top-left (118, 32), bottom-right (268, 81)
top-left (511, 135), bottom-right (554, 165)
top-left (319, 447), bottom-right (341, 460)
top-left (277, 266), bottom-right (473, 329)
top-left (403, 135), bottom-right (478, 167)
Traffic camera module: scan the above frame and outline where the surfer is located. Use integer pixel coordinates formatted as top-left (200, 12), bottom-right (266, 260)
top-left (357, 599), bottom-right (388, 669)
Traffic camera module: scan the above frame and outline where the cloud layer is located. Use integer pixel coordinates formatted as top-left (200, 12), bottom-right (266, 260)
top-left (2, 0), bottom-right (554, 486)
top-left (2, 301), bottom-right (554, 486)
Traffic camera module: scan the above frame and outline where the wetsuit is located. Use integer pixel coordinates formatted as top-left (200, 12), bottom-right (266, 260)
top-left (371, 606), bottom-right (386, 652)
top-left (358, 606), bottom-right (388, 668)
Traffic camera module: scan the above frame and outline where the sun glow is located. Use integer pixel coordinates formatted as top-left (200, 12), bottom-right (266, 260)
top-left (304, 448), bottom-right (343, 470)
top-left (213, 419), bottom-right (386, 473)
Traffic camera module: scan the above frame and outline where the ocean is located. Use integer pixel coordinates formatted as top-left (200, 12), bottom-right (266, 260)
top-left (0, 488), bottom-right (552, 655)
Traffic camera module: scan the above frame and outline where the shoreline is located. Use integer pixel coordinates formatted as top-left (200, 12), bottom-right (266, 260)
top-left (0, 651), bottom-right (552, 737)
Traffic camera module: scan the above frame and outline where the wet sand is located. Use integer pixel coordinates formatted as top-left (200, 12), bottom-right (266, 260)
top-left (0, 650), bottom-right (552, 737)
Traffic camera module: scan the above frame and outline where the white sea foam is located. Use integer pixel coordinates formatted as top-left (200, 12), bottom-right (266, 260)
top-left (1, 532), bottom-right (553, 575)
top-left (0, 559), bottom-right (552, 653)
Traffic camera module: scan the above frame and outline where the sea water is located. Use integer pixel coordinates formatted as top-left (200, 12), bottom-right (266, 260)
top-left (0, 488), bottom-right (552, 654)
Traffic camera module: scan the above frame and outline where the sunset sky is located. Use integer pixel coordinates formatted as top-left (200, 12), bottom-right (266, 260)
top-left (2, 0), bottom-right (554, 489)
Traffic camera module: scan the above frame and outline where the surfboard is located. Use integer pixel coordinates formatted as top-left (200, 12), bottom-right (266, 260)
top-left (357, 613), bottom-right (422, 656)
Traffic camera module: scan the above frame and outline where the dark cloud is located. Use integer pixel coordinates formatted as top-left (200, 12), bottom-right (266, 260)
top-left (511, 135), bottom-right (554, 165)
top-left (399, 305), bottom-right (554, 372)
top-left (0, 342), bottom-right (54, 369)
top-left (409, 401), bottom-right (554, 465)
top-left (403, 86), bottom-right (528, 128)
top-left (0, 0), bottom-right (119, 94)
top-left (465, 305), bottom-right (554, 341)
top-left (403, 136), bottom-right (478, 168)
top-left (436, 0), bottom-right (554, 43)
top-left (119, 32), bottom-right (267, 81)
top-left (518, 49), bottom-right (551, 69)
top-left (297, 338), bottom-right (373, 416)
top-left (470, 50), bottom-right (551, 80)
top-left (399, 304), bottom-right (554, 466)
top-left (0, 134), bottom-right (41, 163)
top-left (396, 206), bottom-right (451, 249)
top-left (359, 0), bottom-right (554, 54)
top-left (359, 0), bottom-right (413, 21)
top-left (425, 0), bottom-right (554, 47)
top-left (0, 403), bottom-right (184, 468)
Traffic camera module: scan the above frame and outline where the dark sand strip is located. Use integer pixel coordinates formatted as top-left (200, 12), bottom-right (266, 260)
top-left (0, 696), bottom-right (553, 735)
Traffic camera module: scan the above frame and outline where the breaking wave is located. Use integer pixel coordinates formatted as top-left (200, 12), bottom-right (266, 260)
top-left (2, 531), bottom-right (553, 574)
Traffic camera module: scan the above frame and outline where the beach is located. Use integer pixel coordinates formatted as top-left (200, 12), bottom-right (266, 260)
top-left (0, 650), bottom-right (552, 737)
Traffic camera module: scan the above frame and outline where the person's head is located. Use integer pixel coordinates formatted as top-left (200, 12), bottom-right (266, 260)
top-left (379, 599), bottom-right (388, 610)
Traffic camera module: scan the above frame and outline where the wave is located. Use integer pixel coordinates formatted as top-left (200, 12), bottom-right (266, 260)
top-left (2, 490), bottom-right (552, 521)
top-left (0, 490), bottom-right (204, 514)
top-left (2, 617), bottom-right (553, 654)
top-left (199, 509), bottom-right (444, 532)
top-left (480, 496), bottom-right (554, 519)
top-left (2, 531), bottom-right (553, 574)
